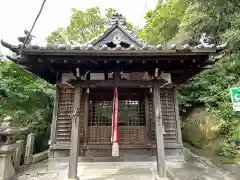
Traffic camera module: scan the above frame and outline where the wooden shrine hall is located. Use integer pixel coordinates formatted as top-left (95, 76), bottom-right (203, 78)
top-left (1, 13), bottom-right (226, 179)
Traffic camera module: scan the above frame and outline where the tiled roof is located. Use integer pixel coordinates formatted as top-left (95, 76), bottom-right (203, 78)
top-left (1, 13), bottom-right (227, 55)
top-left (0, 38), bottom-right (227, 53)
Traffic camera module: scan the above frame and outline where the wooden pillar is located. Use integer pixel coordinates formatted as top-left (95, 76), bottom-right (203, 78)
top-left (152, 82), bottom-right (166, 178)
top-left (174, 88), bottom-right (183, 146)
top-left (84, 91), bottom-right (89, 146)
top-left (68, 84), bottom-right (82, 179)
top-left (144, 91), bottom-right (151, 142)
top-left (49, 86), bottom-right (60, 158)
top-left (114, 72), bottom-right (121, 81)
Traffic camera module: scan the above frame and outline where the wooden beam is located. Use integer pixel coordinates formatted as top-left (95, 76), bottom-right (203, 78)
top-left (52, 142), bottom-right (182, 150)
top-left (23, 48), bottom-right (216, 56)
top-left (152, 81), bottom-right (166, 178)
top-left (26, 56), bottom-right (208, 64)
top-left (65, 79), bottom-right (172, 88)
top-left (49, 86), bottom-right (60, 158)
top-left (68, 84), bottom-right (82, 179)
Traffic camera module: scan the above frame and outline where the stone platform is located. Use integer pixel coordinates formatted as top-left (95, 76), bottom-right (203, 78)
top-left (17, 160), bottom-right (162, 180)
top-left (16, 158), bottom-right (236, 180)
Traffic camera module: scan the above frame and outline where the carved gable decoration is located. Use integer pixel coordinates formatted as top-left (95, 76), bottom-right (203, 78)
top-left (90, 13), bottom-right (144, 48)
top-left (93, 26), bottom-right (143, 48)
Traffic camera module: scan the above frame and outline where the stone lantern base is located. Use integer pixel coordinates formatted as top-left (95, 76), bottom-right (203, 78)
top-left (0, 144), bottom-right (19, 180)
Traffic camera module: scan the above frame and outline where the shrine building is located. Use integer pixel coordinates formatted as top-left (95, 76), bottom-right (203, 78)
top-left (1, 13), bottom-right (225, 179)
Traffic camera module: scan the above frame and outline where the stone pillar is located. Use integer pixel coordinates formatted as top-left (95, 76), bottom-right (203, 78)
top-left (0, 144), bottom-right (19, 180)
top-left (152, 82), bottom-right (166, 178)
top-left (0, 116), bottom-right (24, 180)
top-left (14, 140), bottom-right (24, 170)
top-left (24, 133), bottom-right (35, 165)
top-left (68, 84), bottom-right (82, 179)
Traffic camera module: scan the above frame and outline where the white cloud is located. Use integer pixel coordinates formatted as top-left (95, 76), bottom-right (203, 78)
top-left (0, 0), bottom-right (157, 55)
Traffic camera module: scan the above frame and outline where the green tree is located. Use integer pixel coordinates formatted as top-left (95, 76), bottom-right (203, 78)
top-left (0, 58), bottom-right (55, 153)
top-left (47, 7), bottom-right (105, 44)
top-left (47, 7), bottom-right (136, 44)
top-left (139, 0), bottom-right (190, 44)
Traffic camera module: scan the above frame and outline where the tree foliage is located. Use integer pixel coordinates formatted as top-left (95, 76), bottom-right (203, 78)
top-left (0, 58), bottom-right (55, 153)
top-left (47, 7), bottom-right (105, 44)
top-left (47, 7), bottom-right (136, 44)
top-left (139, 0), bottom-right (190, 44)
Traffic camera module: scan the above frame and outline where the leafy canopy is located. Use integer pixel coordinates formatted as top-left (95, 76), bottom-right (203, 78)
top-left (0, 58), bottom-right (55, 152)
top-left (47, 7), bottom-right (136, 44)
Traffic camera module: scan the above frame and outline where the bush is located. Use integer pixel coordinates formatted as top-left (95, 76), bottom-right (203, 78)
top-left (216, 141), bottom-right (237, 158)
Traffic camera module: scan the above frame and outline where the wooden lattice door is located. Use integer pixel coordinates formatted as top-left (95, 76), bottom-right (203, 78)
top-left (88, 88), bottom-right (147, 145)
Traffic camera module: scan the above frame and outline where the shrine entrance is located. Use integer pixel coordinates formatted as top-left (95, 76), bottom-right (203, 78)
top-left (88, 88), bottom-right (148, 147)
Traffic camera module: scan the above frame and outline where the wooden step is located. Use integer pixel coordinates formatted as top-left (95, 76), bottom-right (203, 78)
top-left (57, 129), bottom-right (71, 132)
top-left (57, 125), bottom-right (71, 128)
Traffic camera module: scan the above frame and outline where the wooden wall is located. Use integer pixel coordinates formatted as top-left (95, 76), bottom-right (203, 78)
top-left (87, 126), bottom-right (146, 144)
top-left (53, 85), bottom-right (180, 157)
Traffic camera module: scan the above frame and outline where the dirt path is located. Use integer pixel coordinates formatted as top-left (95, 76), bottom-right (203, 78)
top-left (184, 143), bottom-right (240, 180)
top-left (167, 160), bottom-right (236, 180)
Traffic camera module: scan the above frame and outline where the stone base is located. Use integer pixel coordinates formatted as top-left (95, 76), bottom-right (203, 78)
top-left (50, 147), bottom-right (184, 162)
top-left (0, 154), bottom-right (16, 180)
top-left (153, 171), bottom-right (169, 180)
top-left (155, 177), bottom-right (168, 180)
top-left (0, 144), bottom-right (20, 180)
top-left (32, 150), bottom-right (48, 163)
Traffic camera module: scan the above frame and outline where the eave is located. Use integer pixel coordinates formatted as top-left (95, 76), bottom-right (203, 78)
top-left (0, 25), bottom-right (227, 85)
top-left (21, 48), bottom-right (217, 56)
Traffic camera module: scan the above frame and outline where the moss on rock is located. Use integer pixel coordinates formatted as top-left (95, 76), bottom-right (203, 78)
top-left (182, 107), bottom-right (222, 152)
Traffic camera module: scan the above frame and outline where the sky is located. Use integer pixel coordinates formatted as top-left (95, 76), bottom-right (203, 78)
top-left (0, 0), bottom-right (159, 55)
